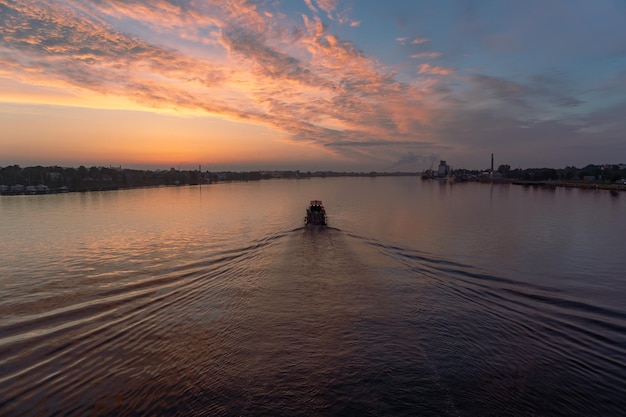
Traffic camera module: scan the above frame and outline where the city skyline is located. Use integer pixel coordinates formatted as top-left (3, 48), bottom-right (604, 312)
top-left (1, 1), bottom-right (626, 171)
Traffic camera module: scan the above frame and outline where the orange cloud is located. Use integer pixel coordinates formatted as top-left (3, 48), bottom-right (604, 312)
top-left (0, 0), bottom-right (454, 167)
top-left (418, 63), bottom-right (455, 76)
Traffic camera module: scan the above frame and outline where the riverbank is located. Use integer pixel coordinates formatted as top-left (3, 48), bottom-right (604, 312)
top-left (510, 180), bottom-right (626, 192)
top-left (0, 171), bottom-right (421, 196)
top-left (423, 176), bottom-right (626, 193)
top-left (3, 174), bottom-right (625, 196)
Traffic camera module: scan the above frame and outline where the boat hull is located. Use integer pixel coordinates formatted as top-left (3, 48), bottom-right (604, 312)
top-left (305, 200), bottom-right (327, 226)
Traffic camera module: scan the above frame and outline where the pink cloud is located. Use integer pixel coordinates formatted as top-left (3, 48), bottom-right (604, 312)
top-left (304, 0), bottom-right (317, 13)
top-left (0, 0), bottom-right (453, 166)
top-left (315, 0), bottom-right (338, 20)
top-left (418, 63), bottom-right (455, 76)
top-left (411, 52), bottom-right (442, 59)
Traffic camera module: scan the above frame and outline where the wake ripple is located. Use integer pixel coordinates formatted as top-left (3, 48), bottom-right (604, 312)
top-left (352, 234), bottom-right (626, 416)
top-left (0, 231), bottom-right (289, 416)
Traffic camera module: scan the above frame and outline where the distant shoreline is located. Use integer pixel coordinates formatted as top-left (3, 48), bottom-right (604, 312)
top-left (3, 176), bottom-right (625, 197)
top-left (0, 170), bottom-right (420, 196)
top-left (509, 179), bottom-right (626, 192)
top-left (456, 177), bottom-right (626, 192)
top-left (3, 163), bottom-right (625, 196)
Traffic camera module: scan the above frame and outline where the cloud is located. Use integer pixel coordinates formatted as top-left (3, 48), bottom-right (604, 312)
top-left (411, 52), bottom-right (442, 59)
top-left (2, 0), bottom-right (626, 170)
top-left (325, 140), bottom-right (438, 148)
top-left (304, 0), bottom-right (317, 14)
top-left (0, 0), bottom-right (456, 168)
top-left (418, 63), bottom-right (454, 76)
top-left (396, 37), bottom-right (430, 46)
top-left (304, 0), bottom-right (350, 23)
top-left (397, 36), bottom-right (430, 46)
top-left (467, 73), bottom-right (585, 115)
top-left (469, 75), bottom-right (524, 99)
top-left (314, 0), bottom-right (338, 19)
top-left (527, 73), bottom-right (584, 108)
top-left (393, 152), bottom-right (440, 168)
top-left (422, 64), bottom-right (626, 168)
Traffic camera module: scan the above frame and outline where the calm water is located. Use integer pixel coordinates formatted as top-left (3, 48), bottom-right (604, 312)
top-left (1, 177), bottom-right (625, 416)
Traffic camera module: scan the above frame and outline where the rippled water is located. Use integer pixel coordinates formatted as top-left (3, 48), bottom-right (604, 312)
top-left (1, 178), bottom-right (625, 416)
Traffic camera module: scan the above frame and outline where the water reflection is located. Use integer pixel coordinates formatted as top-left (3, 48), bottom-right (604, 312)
top-left (1, 178), bottom-right (625, 416)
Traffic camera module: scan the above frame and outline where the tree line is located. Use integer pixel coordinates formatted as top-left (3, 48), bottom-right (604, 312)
top-left (0, 165), bottom-right (420, 193)
top-left (493, 164), bottom-right (626, 182)
top-left (2, 163), bottom-right (624, 193)
top-left (0, 165), bottom-right (207, 192)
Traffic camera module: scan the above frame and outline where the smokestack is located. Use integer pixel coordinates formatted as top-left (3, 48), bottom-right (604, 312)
top-left (491, 153), bottom-right (494, 173)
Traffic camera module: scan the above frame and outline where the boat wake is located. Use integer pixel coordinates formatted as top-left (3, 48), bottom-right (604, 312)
top-left (2, 223), bottom-right (624, 416)
top-left (347, 233), bottom-right (626, 416)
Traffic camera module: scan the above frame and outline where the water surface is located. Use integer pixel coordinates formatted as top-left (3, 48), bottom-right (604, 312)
top-left (1, 178), bottom-right (625, 416)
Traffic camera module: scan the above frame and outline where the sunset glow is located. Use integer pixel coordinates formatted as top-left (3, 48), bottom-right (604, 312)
top-left (1, 0), bottom-right (625, 170)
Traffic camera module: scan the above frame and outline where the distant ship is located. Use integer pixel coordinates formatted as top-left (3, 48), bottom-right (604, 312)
top-left (304, 200), bottom-right (327, 226)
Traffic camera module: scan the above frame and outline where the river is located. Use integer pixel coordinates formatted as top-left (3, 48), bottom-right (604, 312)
top-left (1, 177), bottom-right (624, 416)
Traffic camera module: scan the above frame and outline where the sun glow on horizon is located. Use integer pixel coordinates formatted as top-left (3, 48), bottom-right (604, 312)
top-left (0, 95), bottom-right (340, 170)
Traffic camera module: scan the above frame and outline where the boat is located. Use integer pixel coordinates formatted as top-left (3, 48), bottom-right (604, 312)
top-left (304, 200), bottom-right (327, 226)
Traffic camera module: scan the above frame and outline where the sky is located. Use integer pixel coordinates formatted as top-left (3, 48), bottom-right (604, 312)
top-left (1, 0), bottom-right (626, 171)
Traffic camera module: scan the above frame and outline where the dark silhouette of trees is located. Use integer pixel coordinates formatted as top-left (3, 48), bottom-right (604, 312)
top-left (2, 163), bottom-right (625, 195)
